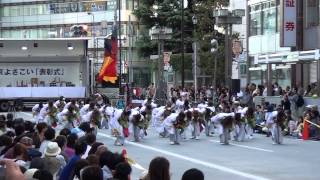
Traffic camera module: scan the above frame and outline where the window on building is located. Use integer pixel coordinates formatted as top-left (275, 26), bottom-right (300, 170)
top-left (23, 5), bottom-right (31, 16)
top-left (262, 3), bottom-right (276, 34)
top-left (121, 24), bottom-right (127, 35)
top-left (2, 7), bottom-right (10, 16)
top-left (10, 6), bottom-right (22, 16)
top-left (126, 0), bottom-right (133, 10)
top-left (134, 0), bottom-right (139, 9)
top-left (107, 1), bottom-right (117, 10)
top-left (305, 0), bottom-right (319, 28)
top-left (250, 4), bottom-right (262, 36)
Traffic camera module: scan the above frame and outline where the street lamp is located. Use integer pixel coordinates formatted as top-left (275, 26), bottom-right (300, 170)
top-left (212, 8), bottom-right (245, 88)
top-left (192, 14), bottom-right (198, 102)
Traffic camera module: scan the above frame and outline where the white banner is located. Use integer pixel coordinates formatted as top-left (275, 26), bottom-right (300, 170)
top-left (0, 63), bottom-right (80, 87)
top-left (281, 0), bottom-right (297, 47)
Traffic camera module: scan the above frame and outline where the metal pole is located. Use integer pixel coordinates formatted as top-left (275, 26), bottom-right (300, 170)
top-left (228, 24), bottom-right (233, 87)
top-left (267, 63), bottom-right (272, 96)
top-left (118, 0), bottom-right (122, 94)
top-left (128, 15), bottom-right (133, 84)
top-left (224, 25), bottom-right (229, 87)
top-left (181, 0), bottom-right (185, 88)
top-left (317, 60), bottom-right (320, 96)
top-left (194, 42), bottom-right (197, 103)
top-left (245, 0), bottom-right (250, 85)
top-left (213, 53), bottom-right (217, 88)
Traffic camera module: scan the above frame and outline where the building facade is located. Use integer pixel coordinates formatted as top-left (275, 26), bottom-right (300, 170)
top-left (248, 0), bottom-right (291, 89)
top-left (248, 0), bottom-right (320, 92)
top-left (0, 0), bottom-right (152, 89)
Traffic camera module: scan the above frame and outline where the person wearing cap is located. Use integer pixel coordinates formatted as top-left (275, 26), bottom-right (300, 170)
top-left (42, 142), bottom-right (66, 179)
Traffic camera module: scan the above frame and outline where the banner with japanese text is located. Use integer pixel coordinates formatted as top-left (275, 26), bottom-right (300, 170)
top-left (0, 63), bottom-right (80, 87)
top-left (281, 0), bottom-right (297, 47)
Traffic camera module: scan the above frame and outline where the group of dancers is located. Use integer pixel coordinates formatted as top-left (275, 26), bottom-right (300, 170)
top-left (32, 93), bottom-right (286, 146)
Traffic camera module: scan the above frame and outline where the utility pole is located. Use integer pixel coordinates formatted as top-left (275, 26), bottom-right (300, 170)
top-left (224, 24), bottom-right (229, 87)
top-left (181, 0), bottom-right (185, 88)
top-left (128, 15), bottom-right (133, 84)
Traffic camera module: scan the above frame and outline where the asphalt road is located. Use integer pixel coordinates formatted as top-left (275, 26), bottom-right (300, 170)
top-left (6, 112), bottom-right (320, 180)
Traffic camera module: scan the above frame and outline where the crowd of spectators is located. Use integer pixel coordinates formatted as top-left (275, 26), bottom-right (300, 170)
top-left (0, 113), bottom-right (205, 180)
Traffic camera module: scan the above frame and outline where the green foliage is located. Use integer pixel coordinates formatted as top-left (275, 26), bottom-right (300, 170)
top-left (134, 0), bottom-right (230, 81)
top-left (170, 53), bottom-right (192, 72)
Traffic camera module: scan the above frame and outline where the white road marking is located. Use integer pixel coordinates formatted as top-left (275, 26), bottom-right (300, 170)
top-left (131, 162), bottom-right (147, 171)
top-left (209, 140), bottom-right (274, 153)
top-left (98, 132), bottom-right (270, 180)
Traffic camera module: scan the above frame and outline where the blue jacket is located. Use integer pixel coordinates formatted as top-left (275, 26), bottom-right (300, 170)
top-left (59, 155), bottom-right (81, 180)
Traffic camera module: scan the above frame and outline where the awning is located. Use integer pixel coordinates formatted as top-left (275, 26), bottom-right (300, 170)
top-left (254, 49), bottom-right (320, 64)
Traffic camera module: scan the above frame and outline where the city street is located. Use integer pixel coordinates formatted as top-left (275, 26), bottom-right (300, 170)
top-left (12, 112), bottom-right (320, 180)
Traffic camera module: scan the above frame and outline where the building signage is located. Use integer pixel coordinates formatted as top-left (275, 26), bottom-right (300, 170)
top-left (0, 68), bottom-right (64, 76)
top-left (280, 0), bottom-right (297, 47)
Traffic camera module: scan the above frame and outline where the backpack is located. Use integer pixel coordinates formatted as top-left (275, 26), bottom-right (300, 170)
top-left (296, 95), bottom-right (304, 107)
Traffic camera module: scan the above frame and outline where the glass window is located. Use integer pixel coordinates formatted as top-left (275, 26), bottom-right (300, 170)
top-left (39, 28), bottom-right (50, 38)
top-left (10, 6), bottom-right (21, 16)
top-left (1, 30), bottom-right (10, 38)
top-left (121, 0), bottom-right (126, 10)
top-left (23, 5), bottom-right (31, 16)
top-left (134, 0), bottom-right (139, 9)
top-left (83, 2), bottom-right (107, 12)
top-left (250, 4), bottom-right (262, 36)
top-left (69, 2), bottom-right (79, 13)
top-left (107, 1), bottom-right (117, 10)
top-left (262, 7), bottom-right (276, 34)
top-left (30, 5), bottom-right (38, 15)
top-left (3, 7), bottom-right (10, 16)
top-left (121, 24), bottom-right (127, 35)
top-left (127, 0), bottom-right (133, 10)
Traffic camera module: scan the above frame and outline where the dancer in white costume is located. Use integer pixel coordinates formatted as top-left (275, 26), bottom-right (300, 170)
top-left (204, 106), bottom-right (215, 137)
top-left (54, 96), bottom-right (66, 112)
top-left (61, 105), bottom-right (79, 129)
top-left (32, 102), bottom-right (44, 123)
top-left (233, 112), bottom-right (246, 142)
top-left (271, 110), bottom-right (286, 144)
top-left (211, 110), bottom-right (235, 145)
top-left (163, 112), bottom-right (180, 145)
top-left (80, 102), bottom-right (96, 122)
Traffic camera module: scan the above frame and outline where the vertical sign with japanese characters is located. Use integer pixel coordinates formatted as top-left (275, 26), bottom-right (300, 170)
top-left (280, 0), bottom-right (297, 47)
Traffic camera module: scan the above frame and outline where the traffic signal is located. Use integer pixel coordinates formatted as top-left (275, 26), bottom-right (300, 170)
top-left (71, 25), bottom-right (88, 37)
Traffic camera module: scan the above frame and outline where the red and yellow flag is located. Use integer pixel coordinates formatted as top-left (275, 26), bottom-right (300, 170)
top-left (97, 30), bottom-right (118, 83)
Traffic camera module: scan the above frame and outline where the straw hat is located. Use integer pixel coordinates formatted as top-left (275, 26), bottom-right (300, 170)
top-left (44, 142), bottom-right (61, 157)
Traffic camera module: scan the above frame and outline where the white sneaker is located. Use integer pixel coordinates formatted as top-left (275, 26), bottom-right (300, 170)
top-left (195, 137), bottom-right (200, 140)
top-left (170, 141), bottom-right (175, 145)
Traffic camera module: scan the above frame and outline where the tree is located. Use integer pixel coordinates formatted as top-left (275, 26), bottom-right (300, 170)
top-left (134, 0), bottom-right (230, 85)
